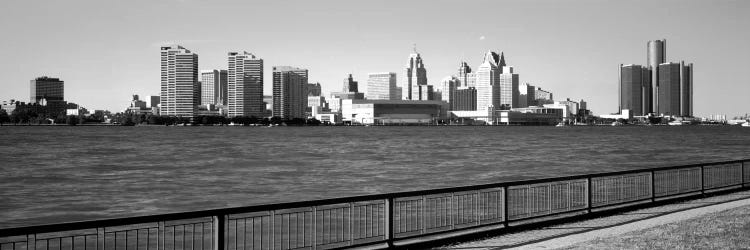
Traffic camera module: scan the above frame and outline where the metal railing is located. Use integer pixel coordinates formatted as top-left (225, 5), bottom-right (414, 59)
top-left (1, 159), bottom-right (748, 249)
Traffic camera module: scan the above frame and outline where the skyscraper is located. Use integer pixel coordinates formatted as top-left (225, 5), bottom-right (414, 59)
top-left (227, 51), bottom-right (264, 117)
top-left (499, 66), bottom-right (519, 110)
top-left (201, 70), bottom-right (228, 106)
top-left (457, 62), bottom-right (474, 87)
top-left (518, 83), bottom-right (535, 108)
top-left (30, 76), bottom-right (64, 103)
top-left (307, 82), bottom-right (322, 96)
top-left (160, 45), bottom-right (199, 117)
top-left (273, 66), bottom-right (308, 119)
top-left (343, 74), bottom-right (358, 93)
top-left (402, 47), bottom-right (427, 100)
top-left (647, 39), bottom-right (666, 111)
top-left (657, 62), bottom-right (693, 116)
top-left (618, 64), bottom-right (650, 116)
top-left (439, 76), bottom-right (459, 105)
top-left (475, 50), bottom-right (501, 111)
top-left (366, 72), bottom-right (399, 100)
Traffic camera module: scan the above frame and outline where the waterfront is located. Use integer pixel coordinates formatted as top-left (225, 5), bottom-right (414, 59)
top-left (0, 126), bottom-right (748, 228)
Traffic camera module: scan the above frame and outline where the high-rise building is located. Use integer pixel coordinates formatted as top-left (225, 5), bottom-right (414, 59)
top-left (499, 66), bottom-right (519, 110)
top-left (439, 76), bottom-right (459, 105)
top-left (160, 45), bottom-right (199, 117)
top-left (647, 39), bottom-right (666, 110)
top-left (366, 72), bottom-right (399, 100)
top-left (658, 62), bottom-right (690, 116)
top-left (619, 64), bottom-right (651, 116)
top-left (457, 62), bottom-right (474, 88)
top-left (30, 76), bottom-right (64, 103)
top-left (475, 51), bottom-right (501, 111)
top-left (307, 82), bottom-right (322, 96)
top-left (681, 62), bottom-right (693, 117)
top-left (343, 74), bottom-right (358, 93)
top-left (227, 51), bottom-right (264, 117)
top-left (402, 48), bottom-right (427, 100)
top-left (452, 87), bottom-right (477, 111)
top-left (273, 66), bottom-right (308, 119)
top-left (519, 83), bottom-right (535, 108)
top-left (201, 70), bottom-right (228, 106)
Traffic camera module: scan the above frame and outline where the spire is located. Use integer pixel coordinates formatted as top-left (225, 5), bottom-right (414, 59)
top-left (499, 52), bottom-right (506, 67)
top-left (413, 43), bottom-right (418, 54)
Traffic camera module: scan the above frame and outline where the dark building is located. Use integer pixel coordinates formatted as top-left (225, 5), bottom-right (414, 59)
top-left (306, 82), bottom-right (321, 96)
top-left (30, 76), bottom-right (64, 103)
top-left (343, 74), bottom-right (358, 93)
top-left (452, 87), bottom-right (477, 111)
top-left (681, 62), bottom-right (693, 117)
top-left (273, 66), bottom-right (308, 119)
top-left (619, 64), bottom-right (651, 116)
top-left (658, 63), bottom-right (682, 116)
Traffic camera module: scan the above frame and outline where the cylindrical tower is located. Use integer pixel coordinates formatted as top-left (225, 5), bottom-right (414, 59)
top-left (647, 39), bottom-right (666, 114)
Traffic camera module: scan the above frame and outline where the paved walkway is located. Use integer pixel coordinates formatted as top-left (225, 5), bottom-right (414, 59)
top-left (436, 190), bottom-right (750, 250)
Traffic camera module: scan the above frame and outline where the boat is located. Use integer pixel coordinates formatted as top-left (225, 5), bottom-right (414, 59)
top-left (668, 121), bottom-right (683, 126)
top-left (611, 121), bottom-right (624, 126)
top-left (742, 122), bottom-right (750, 127)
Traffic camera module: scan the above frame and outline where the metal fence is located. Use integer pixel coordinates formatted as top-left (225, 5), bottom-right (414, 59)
top-left (1, 159), bottom-right (748, 249)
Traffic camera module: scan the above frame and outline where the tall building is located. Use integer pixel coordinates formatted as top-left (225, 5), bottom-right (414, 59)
top-left (273, 66), bottom-right (308, 119)
top-left (160, 45), bottom-right (199, 117)
top-left (681, 62), bottom-right (693, 117)
top-left (499, 66), bottom-right (519, 110)
top-left (518, 83), bottom-right (535, 108)
top-left (366, 72), bottom-right (399, 100)
top-left (343, 74), bottom-right (358, 93)
top-left (30, 76), bottom-right (64, 103)
top-left (452, 87), bottom-right (477, 111)
top-left (475, 51), bottom-right (501, 111)
top-left (618, 64), bottom-right (650, 116)
top-left (439, 76), bottom-right (459, 105)
top-left (201, 70), bottom-right (228, 106)
top-left (227, 51), bottom-right (264, 117)
top-left (658, 62), bottom-right (688, 116)
top-left (402, 48), bottom-right (427, 100)
top-left (457, 62), bottom-right (474, 88)
top-left (647, 39), bottom-right (666, 110)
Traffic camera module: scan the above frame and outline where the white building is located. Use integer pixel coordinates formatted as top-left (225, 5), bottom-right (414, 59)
top-left (499, 66), bottom-right (519, 109)
top-left (366, 72), bottom-right (399, 100)
top-left (160, 45), bottom-right (199, 117)
top-left (201, 70), bottom-right (227, 106)
top-left (228, 52), bottom-right (264, 117)
top-left (476, 51), bottom-right (501, 111)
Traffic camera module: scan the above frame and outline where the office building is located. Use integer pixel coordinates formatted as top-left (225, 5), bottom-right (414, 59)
top-left (534, 87), bottom-right (554, 105)
top-left (439, 76), bottom-right (459, 105)
top-left (681, 62), bottom-right (693, 117)
top-left (30, 76), bottom-right (64, 104)
top-left (160, 45), bottom-right (199, 117)
top-left (658, 62), bottom-right (689, 116)
top-left (307, 82), bottom-right (322, 96)
top-left (457, 62), bottom-right (474, 88)
top-left (647, 39), bottom-right (666, 110)
top-left (227, 51), bottom-right (264, 117)
top-left (618, 64), bottom-right (650, 116)
top-left (201, 70), bottom-right (228, 106)
top-left (366, 72), bottom-right (399, 100)
top-left (343, 74), bottom-right (358, 93)
top-left (475, 50), bottom-right (501, 111)
top-left (273, 66), bottom-right (308, 119)
top-left (518, 83), bottom-right (535, 108)
top-left (402, 48), bottom-right (427, 100)
top-left (452, 87), bottom-right (477, 111)
top-left (499, 66), bottom-right (519, 110)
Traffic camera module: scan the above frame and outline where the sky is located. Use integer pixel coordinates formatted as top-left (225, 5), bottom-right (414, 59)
top-left (0, 0), bottom-right (748, 117)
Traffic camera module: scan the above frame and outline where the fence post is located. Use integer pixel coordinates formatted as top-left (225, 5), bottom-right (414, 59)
top-left (503, 186), bottom-right (509, 227)
top-left (587, 177), bottom-right (593, 213)
top-left (700, 165), bottom-right (706, 195)
top-left (385, 197), bottom-right (394, 248)
top-left (651, 170), bottom-right (656, 202)
top-left (26, 234), bottom-right (35, 250)
top-left (213, 215), bottom-right (225, 250)
top-left (742, 161), bottom-right (746, 188)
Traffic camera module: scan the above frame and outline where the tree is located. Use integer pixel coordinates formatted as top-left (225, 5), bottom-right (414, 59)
top-left (0, 109), bottom-right (9, 125)
top-left (66, 115), bottom-right (79, 126)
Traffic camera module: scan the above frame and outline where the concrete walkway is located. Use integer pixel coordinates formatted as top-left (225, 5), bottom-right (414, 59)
top-left (436, 190), bottom-right (750, 250)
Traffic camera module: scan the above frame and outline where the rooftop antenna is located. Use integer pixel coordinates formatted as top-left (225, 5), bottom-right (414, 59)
top-left (413, 43), bottom-right (417, 53)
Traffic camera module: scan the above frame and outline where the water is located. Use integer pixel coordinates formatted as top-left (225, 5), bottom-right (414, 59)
top-left (0, 126), bottom-right (748, 228)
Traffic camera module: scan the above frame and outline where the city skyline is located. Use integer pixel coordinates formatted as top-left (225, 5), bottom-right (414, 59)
top-left (0, 0), bottom-right (748, 117)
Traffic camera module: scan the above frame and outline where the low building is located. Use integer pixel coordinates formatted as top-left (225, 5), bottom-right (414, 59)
top-left (341, 99), bottom-right (448, 125)
top-left (599, 109), bottom-right (633, 120)
top-left (315, 113), bottom-right (341, 125)
top-left (500, 107), bottom-right (563, 125)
